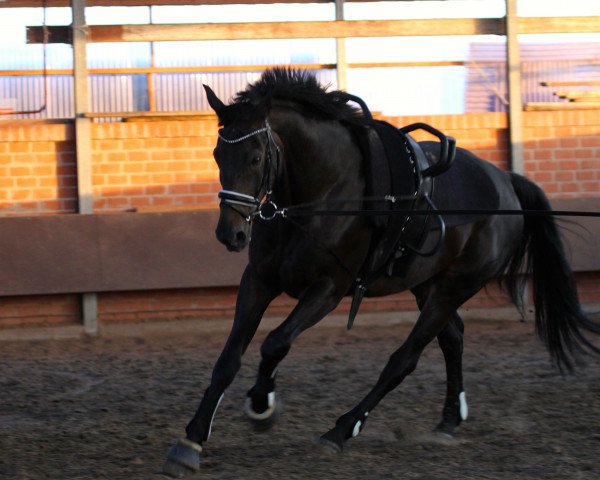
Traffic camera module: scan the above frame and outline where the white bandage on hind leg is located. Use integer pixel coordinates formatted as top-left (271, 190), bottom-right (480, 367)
top-left (459, 391), bottom-right (468, 421)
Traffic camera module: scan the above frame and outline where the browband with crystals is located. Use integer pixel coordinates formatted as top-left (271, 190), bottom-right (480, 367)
top-left (218, 126), bottom-right (269, 144)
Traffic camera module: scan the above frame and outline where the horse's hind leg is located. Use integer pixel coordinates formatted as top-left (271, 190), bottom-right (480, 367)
top-left (319, 306), bottom-right (452, 452)
top-left (413, 287), bottom-right (467, 436)
top-left (435, 312), bottom-right (467, 436)
top-left (319, 273), bottom-right (486, 453)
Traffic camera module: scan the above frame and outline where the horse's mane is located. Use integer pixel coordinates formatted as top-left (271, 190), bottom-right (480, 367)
top-left (219, 67), bottom-right (367, 126)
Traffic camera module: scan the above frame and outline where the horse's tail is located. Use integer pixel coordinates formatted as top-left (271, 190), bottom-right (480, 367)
top-left (504, 172), bottom-right (600, 372)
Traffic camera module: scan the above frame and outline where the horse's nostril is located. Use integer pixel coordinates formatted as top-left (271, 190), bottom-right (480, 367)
top-left (236, 231), bottom-right (247, 244)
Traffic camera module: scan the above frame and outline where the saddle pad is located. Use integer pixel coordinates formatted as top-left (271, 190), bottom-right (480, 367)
top-left (360, 121), bottom-right (419, 229)
top-left (425, 142), bottom-right (500, 228)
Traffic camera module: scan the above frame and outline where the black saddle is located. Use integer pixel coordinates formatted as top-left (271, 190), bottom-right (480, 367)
top-left (358, 120), bottom-right (457, 276)
top-left (338, 91), bottom-right (500, 328)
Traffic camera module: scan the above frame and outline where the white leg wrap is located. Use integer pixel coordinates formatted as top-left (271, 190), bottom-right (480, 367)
top-left (207, 393), bottom-right (224, 440)
top-left (459, 391), bottom-right (468, 421)
top-left (351, 420), bottom-right (362, 438)
top-left (179, 438), bottom-right (203, 453)
top-left (244, 391), bottom-right (276, 421)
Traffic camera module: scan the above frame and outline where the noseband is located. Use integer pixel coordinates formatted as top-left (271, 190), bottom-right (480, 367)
top-left (217, 121), bottom-right (281, 222)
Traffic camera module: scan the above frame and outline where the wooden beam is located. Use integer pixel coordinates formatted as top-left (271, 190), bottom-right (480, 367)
top-left (542, 80), bottom-right (600, 87)
top-left (553, 91), bottom-right (600, 102)
top-left (83, 110), bottom-right (213, 118)
top-left (518, 16), bottom-right (600, 34)
top-left (72, 0), bottom-right (92, 215)
top-left (524, 102), bottom-right (600, 111)
top-left (505, 0), bottom-right (524, 175)
top-left (26, 16), bottom-right (600, 45)
top-left (27, 18), bottom-right (505, 44)
top-left (335, 0), bottom-right (347, 91)
top-left (1, 0), bottom-right (349, 6)
top-left (0, 62), bottom-right (468, 77)
top-left (1, 0), bottom-right (451, 6)
top-left (72, 0), bottom-right (99, 335)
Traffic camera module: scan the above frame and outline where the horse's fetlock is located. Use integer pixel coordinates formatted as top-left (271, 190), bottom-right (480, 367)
top-left (336, 410), bottom-right (368, 439)
top-left (248, 376), bottom-right (275, 398)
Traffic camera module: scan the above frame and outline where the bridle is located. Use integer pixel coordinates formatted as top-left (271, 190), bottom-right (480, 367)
top-left (217, 121), bottom-right (281, 222)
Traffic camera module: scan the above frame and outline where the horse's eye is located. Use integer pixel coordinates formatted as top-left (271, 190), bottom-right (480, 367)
top-left (251, 156), bottom-right (261, 166)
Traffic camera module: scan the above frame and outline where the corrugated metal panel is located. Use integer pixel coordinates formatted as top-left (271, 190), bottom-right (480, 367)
top-left (90, 75), bottom-right (135, 113)
top-left (0, 75), bottom-right (73, 119)
top-left (87, 43), bottom-right (151, 68)
top-left (153, 69), bottom-right (336, 112)
top-left (47, 76), bottom-right (74, 118)
top-left (154, 72), bottom-right (225, 111)
top-left (465, 62), bottom-right (507, 113)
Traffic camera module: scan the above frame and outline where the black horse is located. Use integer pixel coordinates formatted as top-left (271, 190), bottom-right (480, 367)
top-left (163, 68), bottom-right (600, 477)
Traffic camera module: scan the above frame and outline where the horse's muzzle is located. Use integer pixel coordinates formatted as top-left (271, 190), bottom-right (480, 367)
top-left (216, 228), bottom-right (248, 252)
top-left (215, 213), bottom-right (250, 252)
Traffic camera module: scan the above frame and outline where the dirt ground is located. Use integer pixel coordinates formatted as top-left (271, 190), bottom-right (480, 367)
top-left (1, 314), bottom-right (599, 480)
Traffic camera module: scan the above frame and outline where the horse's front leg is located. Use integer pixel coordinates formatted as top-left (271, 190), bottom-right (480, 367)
top-left (162, 265), bottom-right (279, 478)
top-left (244, 278), bottom-right (345, 429)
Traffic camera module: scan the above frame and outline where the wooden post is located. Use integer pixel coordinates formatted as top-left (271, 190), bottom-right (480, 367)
top-left (335, 0), bottom-right (347, 90)
top-left (505, 0), bottom-right (529, 310)
top-left (72, 0), bottom-right (98, 335)
top-left (147, 6), bottom-right (156, 112)
top-left (505, 0), bottom-right (524, 175)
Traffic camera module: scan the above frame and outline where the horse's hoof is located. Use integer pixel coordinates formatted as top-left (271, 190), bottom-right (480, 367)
top-left (318, 432), bottom-right (344, 454)
top-left (162, 439), bottom-right (202, 478)
top-left (244, 392), bottom-right (281, 431)
top-left (433, 429), bottom-right (455, 441)
top-left (434, 421), bottom-right (456, 437)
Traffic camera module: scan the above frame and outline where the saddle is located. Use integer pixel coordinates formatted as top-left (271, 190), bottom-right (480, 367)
top-left (348, 120), bottom-right (454, 328)
top-left (340, 93), bottom-right (499, 328)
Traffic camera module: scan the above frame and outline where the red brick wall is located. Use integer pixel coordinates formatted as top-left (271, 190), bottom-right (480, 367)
top-left (522, 111), bottom-right (600, 197)
top-left (91, 118), bottom-right (220, 212)
top-left (0, 122), bottom-right (77, 215)
top-left (0, 110), bottom-right (598, 328)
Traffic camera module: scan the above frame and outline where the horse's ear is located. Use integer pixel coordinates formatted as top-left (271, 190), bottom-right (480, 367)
top-left (203, 84), bottom-right (226, 115)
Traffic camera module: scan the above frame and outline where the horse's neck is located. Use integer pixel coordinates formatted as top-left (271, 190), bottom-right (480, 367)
top-left (270, 108), bottom-right (364, 206)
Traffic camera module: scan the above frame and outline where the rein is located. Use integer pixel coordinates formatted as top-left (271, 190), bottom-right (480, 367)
top-left (273, 203), bottom-right (600, 219)
top-left (216, 122), bottom-right (600, 221)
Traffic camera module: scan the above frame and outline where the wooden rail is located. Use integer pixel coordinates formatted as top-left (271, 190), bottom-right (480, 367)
top-left (541, 81), bottom-right (600, 87)
top-left (524, 102), bottom-right (600, 111)
top-left (0, 61), bottom-right (468, 78)
top-left (27, 18), bottom-right (504, 43)
top-left (2, 0), bottom-right (363, 6)
top-left (553, 91), bottom-right (600, 102)
top-left (27, 16), bottom-right (600, 45)
top-left (528, 80), bottom-right (600, 110)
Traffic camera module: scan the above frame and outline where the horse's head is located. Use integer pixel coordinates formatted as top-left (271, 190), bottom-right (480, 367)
top-left (204, 84), bottom-right (278, 252)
